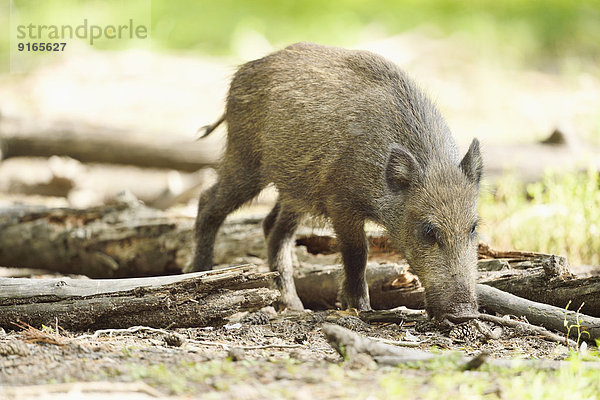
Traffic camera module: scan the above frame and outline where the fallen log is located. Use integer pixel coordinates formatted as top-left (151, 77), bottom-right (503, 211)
top-left (322, 324), bottom-right (600, 369)
top-left (477, 284), bottom-right (600, 343)
top-left (0, 156), bottom-right (217, 209)
top-left (0, 265), bottom-right (278, 330)
top-left (295, 262), bottom-right (423, 310)
top-left (293, 254), bottom-right (600, 317)
top-left (359, 284), bottom-right (600, 342)
top-left (301, 263), bottom-right (600, 340)
top-left (3, 115), bottom-right (599, 182)
top-left (0, 203), bottom-right (272, 277)
top-left (0, 117), bottom-right (221, 172)
top-left (298, 261), bottom-right (600, 342)
top-left (0, 201), bottom-right (194, 277)
top-left (481, 267), bottom-right (600, 317)
top-left (2, 204), bottom-right (598, 319)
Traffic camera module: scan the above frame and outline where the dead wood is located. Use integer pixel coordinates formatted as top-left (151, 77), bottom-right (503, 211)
top-left (206, 222), bottom-right (598, 319)
top-left (2, 203), bottom-right (597, 341)
top-left (358, 284), bottom-right (600, 343)
top-left (3, 116), bottom-right (594, 181)
top-left (3, 204), bottom-right (597, 322)
top-left (481, 267), bottom-right (600, 317)
top-left (0, 156), bottom-right (216, 209)
top-left (295, 262), bottom-right (423, 310)
top-left (321, 323), bottom-right (434, 362)
top-left (0, 203), bottom-right (272, 277)
top-left (0, 264), bottom-right (270, 301)
top-left (359, 308), bottom-right (427, 324)
top-left (0, 201), bottom-right (194, 277)
top-left (294, 251), bottom-right (600, 317)
top-left (477, 242), bottom-right (542, 260)
top-left (0, 117), bottom-right (221, 171)
top-left (0, 265), bottom-right (278, 330)
top-left (323, 323), bottom-right (600, 370)
top-left (477, 284), bottom-right (600, 342)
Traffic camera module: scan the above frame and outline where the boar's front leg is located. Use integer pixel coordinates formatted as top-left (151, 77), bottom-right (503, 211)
top-left (266, 203), bottom-right (304, 311)
top-left (332, 215), bottom-right (372, 311)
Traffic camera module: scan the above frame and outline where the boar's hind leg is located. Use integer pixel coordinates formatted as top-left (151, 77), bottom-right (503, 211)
top-left (266, 204), bottom-right (304, 311)
top-left (262, 200), bottom-right (281, 238)
top-left (332, 216), bottom-right (372, 311)
top-left (191, 170), bottom-right (264, 272)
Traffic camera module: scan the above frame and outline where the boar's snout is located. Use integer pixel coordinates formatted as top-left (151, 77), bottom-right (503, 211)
top-left (445, 302), bottom-right (479, 320)
top-left (423, 277), bottom-right (479, 321)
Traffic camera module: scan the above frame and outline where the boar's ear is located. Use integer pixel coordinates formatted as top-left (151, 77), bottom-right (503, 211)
top-left (460, 138), bottom-right (483, 185)
top-left (386, 144), bottom-right (419, 193)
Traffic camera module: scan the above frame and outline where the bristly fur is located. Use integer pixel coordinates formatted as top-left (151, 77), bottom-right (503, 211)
top-left (190, 42), bottom-right (483, 318)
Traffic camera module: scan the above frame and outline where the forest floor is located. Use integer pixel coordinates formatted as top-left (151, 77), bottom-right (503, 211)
top-left (1, 303), bottom-right (580, 400)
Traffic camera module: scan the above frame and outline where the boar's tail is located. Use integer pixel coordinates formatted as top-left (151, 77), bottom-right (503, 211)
top-left (196, 114), bottom-right (225, 140)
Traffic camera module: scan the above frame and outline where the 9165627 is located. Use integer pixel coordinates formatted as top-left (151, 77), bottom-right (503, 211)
top-left (17, 42), bottom-right (67, 51)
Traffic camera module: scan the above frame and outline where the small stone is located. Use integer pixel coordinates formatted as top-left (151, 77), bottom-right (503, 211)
top-left (241, 311), bottom-right (271, 325)
top-left (345, 353), bottom-right (377, 370)
top-left (294, 333), bottom-right (308, 344)
top-left (163, 333), bottom-right (185, 347)
top-left (228, 347), bottom-right (245, 361)
top-left (260, 306), bottom-right (278, 318)
top-left (0, 340), bottom-right (31, 356)
top-left (336, 316), bottom-right (370, 332)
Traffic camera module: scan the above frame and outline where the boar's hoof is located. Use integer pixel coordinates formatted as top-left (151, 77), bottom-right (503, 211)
top-left (340, 294), bottom-right (372, 312)
top-left (279, 293), bottom-right (305, 312)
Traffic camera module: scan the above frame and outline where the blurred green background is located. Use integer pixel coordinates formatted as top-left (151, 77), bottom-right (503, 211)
top-left (2, 0), bottom-right (600, 265)
top-left (2, 0), bottom-right (599, 68)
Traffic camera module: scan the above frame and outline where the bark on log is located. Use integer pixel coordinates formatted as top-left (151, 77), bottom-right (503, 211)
top-left (0, 265), bottom-right (279, 330)
top-left (477, 284), bottom-right (600, 342)
top-left (0, 204), bottom-right (274, 277)
top-left (295, 262), bottom-right (423, 310)
top-left (294, 253), bottom-right (600, 317)
top-left (482, 269), bottom-right (600, 317)
top-left (0, 117), bottom-right (221, 172)
top-left (2, 204), bottom-right (598, 319)
top-left (0, 202), bottom-right (194, 277)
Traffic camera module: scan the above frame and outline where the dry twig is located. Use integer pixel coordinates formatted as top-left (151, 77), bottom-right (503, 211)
top-left (12, 321), bottom-right (71, 346)
top-left (186, 339), bottom-right (302, 351)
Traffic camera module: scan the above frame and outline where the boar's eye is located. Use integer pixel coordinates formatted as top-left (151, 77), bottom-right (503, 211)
top-left (470, 221), bottom-right (478, 238)
top-left (421, 222), bottom-right (439, 246)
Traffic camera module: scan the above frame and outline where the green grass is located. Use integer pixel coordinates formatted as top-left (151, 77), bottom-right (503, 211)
top-left (381, 362), bottom-right (600, 400)
top-left (381, 348), bottom-right (600, 400)
top-left (118, 351), bottom-right (600, 398)
top-left (479, 168), bottom-right (600, 265)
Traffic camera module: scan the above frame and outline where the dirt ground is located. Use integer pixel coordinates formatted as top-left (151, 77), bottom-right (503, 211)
top-left (0, 303), bottom-right (571, 399)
